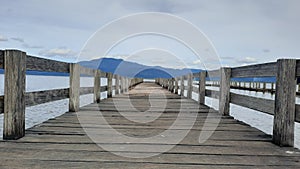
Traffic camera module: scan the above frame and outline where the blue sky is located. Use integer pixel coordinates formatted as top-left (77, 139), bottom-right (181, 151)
top-left (0, 0), bottom-right (299, 69)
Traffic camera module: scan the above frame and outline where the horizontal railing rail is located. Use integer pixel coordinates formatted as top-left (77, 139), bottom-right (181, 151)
top-left (156, 59), bottom-right (300, 147)
top-left (0, 49), bottom-right (143, 140)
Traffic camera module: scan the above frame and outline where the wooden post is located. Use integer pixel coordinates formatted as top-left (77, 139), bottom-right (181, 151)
top-left (199, 71), bottom-right (206, 104)
top-left (3, 50), bottom-right (26, 140)
top-left (187, 74), bottom-right (193, 99)
top-left (121, 76), bottom-right (125, 93)
top-left (69, 63), bottom-right (80, 112)
top-left (273, 59), bottom-right (296, 147)
top-left (107, 73), bottom-right (113, 98)
top-left (174, 77), bottom-right (178, 94)
top-left (115, 74), bottom-right (120, 95)
top-left (263, 82), bottom-right (266, 93)
top-left (125, 78), bottom-right (129, 92)
top-left (93, 70), bottom-right (101, 103)
top-left (219, 67), bottom-right (231, 116)
top-left (180, 76), bottom-right (184, 96)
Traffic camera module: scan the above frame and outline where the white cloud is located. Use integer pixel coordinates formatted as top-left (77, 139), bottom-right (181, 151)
top-left (237, 57), bottom-right (257, 64)
top-left (11, 37), bottom-right (24, 43)
top-left (0, 35), bottom-right (8, 41)
top-left (192, 59), bottom-right (201, 65)
top-left (39, 48), bottom-right (76, 58)
top-left (23, 43), bottom-right (43, 49)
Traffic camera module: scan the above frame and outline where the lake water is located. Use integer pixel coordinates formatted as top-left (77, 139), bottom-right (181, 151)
top-left (0, 76), bottom-right (299, 149)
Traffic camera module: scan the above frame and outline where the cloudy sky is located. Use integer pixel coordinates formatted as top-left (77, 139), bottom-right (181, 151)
top-left (0, 0), bottom-right (299, 69)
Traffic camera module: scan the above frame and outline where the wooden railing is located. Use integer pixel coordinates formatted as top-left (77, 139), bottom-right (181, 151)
top-left (0, 49), bottom-right (143, 140)
top-left (155, 59), bottom-right (300, 147)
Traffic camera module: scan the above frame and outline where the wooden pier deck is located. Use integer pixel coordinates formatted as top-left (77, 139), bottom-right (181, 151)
top-left (0, 82), bottom-right (299, 169)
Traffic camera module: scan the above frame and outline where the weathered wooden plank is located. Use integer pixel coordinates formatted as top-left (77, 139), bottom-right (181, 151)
top-left (25, 89), bottom-right (69, 107)
top-left (79, 65), bottom-right (95, 76)
top-left (3, 50), bottom-right (26, 140)
top-left (0, 50), bottom-right (3, 69)
top-left (187, 74), bottom-right (193, 99)
top-left (0, 96), bottom-right (3, 114)
top-left (231, 62), bottom-right (277, 78)
top-left (199, 71), bottom-right (206, 104)
top-left (80, 87), bottom-right (94, 95)
top-left (100, 71), bottom-right (107, 77)
top-left (69, 63), bottom-right (80, 112)
top-left (115, 75), bottom-right (120, 95)
top-left (207, 69), bottom-right (220, 78)
top-left (100, 86), bottom-right (108, 92)
top-left (174, 77), bottom-right (178, 94)
top-left (192, 72), bottom-right (200, 78)
top-left (205, 89), bottom-right (219, 99)
top-left (230, 93), bottom-right (274, 115)
top-left (94, 70), bottom-right (101, 103)
top-left (296, 60), bottom-right (300, 77)
top-left (192, 86), bottom-right (198, 93)
top-left (26, 55), bottom-right (69, 73)
top-left (273, 59), bottom-right (296, 147)
top-left (296, 104), bottom-right (300, 123)
top-left (180, 76), bottom-right (184, 96)
top-left (107, 73), bottom-right (113, 97)
top-left (219, 68), bottom-right (231, 116)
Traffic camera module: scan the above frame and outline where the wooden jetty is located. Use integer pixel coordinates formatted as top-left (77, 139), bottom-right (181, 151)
top-left (0, 50), bottom-right (300, 168)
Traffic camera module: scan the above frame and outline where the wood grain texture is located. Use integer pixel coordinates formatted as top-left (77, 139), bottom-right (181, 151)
top-left (187, 74), bottom-right (193, 99)
top-left (296, 60), bottom-right (300, 77)
top-left (230, 93), bottom-right (274, 115)
top-left (100, 86), bottom-right (108, 92)
top-left (180, 76), bottom-right (184, 96)
top-left (1, 82), bottom-right (299, 168)
top-left (107, 73), bottom-right (113, 97)
top-left (0, 96), bottom-right (3, 114)
top-left (69, 63), bottom-right (80, 112)
top-left (199, 71), bottom-right (206, 104)
top-left (219, 68), bottom-right (231, 116)
top-left (115, 75), bottom-right (120, 95)
top-left (295, 104), bottom-right (300, 123)
top-left (80, 87), bottom-right (94, 95)
top-left (231, 62), bottom-right (277, 78)
top-left (3, 50), bottom-right (26, 140)
top-left (93, 70), bottom-right (101, 103)
top-left (26, 55), bottom-right (69, 73)
top-left (205, 89), bottom-right (219, 99)
top-left (25, 89), bottom-right (69, 107)
top-left (273, 59), bottom-right (296, 146)
top-left (79, 65), bottom-right (95, 76)
top-left (207, 69), bottom-right (220, 78)
top-left (174, 77), bottom-right (178, 94)
top-left (0, 50), bottom-right (3, 69)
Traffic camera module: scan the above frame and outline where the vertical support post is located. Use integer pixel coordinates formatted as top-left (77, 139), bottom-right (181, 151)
top-left (180, 76), bottom-right (184, 96)
top-left (115, 74), bottom-right (120, 95)
top-left (93, 70), bottom-right (101, 103)
top-left (187, 74), bottom-right (193, 99)
top-left (69, 63), bottom-right (80, 112)
top-left (199, 71), bottom-right (206, 104)
top-left (120, 76), bottom-right (125, 93)
top-left (273, 59), bottom-right (296, 147)
top-left (3, 50), bottom-right (26, 140)
top-left (219, 67), bottom-right (231, 116)
top-left (125, 78), bottom-right (129, 92)
top-left (174, 77), bottom-right (178, 94)
top-left (107, 73), bottom-right (113, 98)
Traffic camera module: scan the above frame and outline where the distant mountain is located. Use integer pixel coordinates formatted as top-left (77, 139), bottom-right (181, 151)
top-left (79, 58), bottom-right (202, 79)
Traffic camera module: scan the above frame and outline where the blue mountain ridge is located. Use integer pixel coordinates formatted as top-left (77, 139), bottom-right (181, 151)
top-left (79, 58), bottom-right (201, 78)
top-left (0, 57), bottom-right (279, 82)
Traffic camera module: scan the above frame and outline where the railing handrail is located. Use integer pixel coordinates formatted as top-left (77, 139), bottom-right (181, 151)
top-left (0, 49), bottom-right (143, 140)
top-left (156, 58), bottom-right (299, 147)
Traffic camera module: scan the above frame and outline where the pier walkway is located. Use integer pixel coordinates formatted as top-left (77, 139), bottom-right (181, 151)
top-left (0, 82), bottom-right (299, 169)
